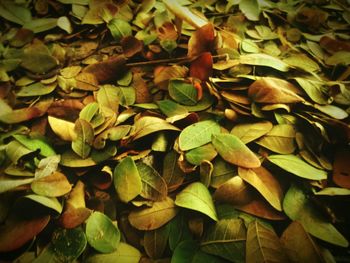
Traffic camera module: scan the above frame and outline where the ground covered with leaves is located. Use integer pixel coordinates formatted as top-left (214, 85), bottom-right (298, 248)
top-left (0, 0), bottom-right (350, 262)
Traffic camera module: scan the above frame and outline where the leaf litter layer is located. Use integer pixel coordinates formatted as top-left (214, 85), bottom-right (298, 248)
top-left (0, 0), bottom-right (350, 262)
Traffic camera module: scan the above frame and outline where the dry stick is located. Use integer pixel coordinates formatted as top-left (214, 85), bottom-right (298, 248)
top-left (125, 53), bottom-right (228, 67)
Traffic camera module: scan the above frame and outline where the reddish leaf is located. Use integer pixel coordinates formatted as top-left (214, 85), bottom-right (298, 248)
top-left (190, 52), bottom-right (213, 81)
top-left (333, 148), bottom-right (350, 189)
top-left (121, 36), bottom-right (143, 58)
top-left (188, 23), bottom-right (216, 57)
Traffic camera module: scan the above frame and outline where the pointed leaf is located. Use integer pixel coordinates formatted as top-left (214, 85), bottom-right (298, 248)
top-left (212, 133), bottom-right (261, 168)
top-left (267, 154), bottom-right (327, 180)
top-left (175, 182), bottom-right (218, 221)
top-left (168, 79), bottom-right (198, 106)
top-left (31, 171), bottom-right (72, 197)
top-left (231, 121), bottom-right (273, 144)
top-left (48, 116), bottom-right (76, 141)
top-left (72, 119), bottom-right (94, 159)
top-left (113, 157), bottom-right (142, 203)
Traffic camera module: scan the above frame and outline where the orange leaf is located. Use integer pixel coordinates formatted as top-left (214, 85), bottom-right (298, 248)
top-left (333, 148), bottom-right (350, 189)
top-left (190, 52), bottom-right (213, 81)
top-left (188, 23), bottom-right (216, 57)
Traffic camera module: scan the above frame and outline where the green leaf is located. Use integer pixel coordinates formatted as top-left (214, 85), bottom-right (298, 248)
top-left (294, 78), bottom-right (329, 105)
top-left (94, 125), bottom-right (130, 149)
top-left (183, 92), bottom-right (214, 112)
top-left (314, 187), bottom-right (350, 196)
top-left (239, 53), bottom-right (289, 72)
top-left (169, 212), bottom-right (193, 251)
top-left (137, 162), bottom-right (168, 201)
top-left (34, 227), bottom-right (87, 262)
top-left (60, 150), bottom-right (97, 167)
top-left (21, 53), bottom-right (58, 74)
top-left (6, 140), bottom-right (35, 164)
top-left (113, 157), bottom-right (142, 203)
top-left (85, 242), bottom-right (141, 263)
top-left (86, 211), bottom-right (121, 253)
top-left (128, 197), bottom-right (178, 230)
top-left (325, 51), bottom-right (350, 65)
top-left (283, 184), bottom-right (348, 247)
top-left (130, 116), bottom-right (179, 141)
top-left (0, 1), bottom-right (31, 25)
top-left (267, 154), bottom-right (327, 180)
top-left (175, 182), bottom-right (218, 221)
top-left (168, 79), bottom-right (198, 106)
top-left (162, 150), bottom-right (185, 192)
top-left (239, 0), bottom-right (260, 21)
top-left (108, 18), bottom-right (132, 42)
top-left (211, 157), bottom-right (236, 188)
top-left (13, 134), bottom-right (56, 157)
top-left (24, 18), bottom-right (58, 33)
top-left (246, 220), bottom-right (289, 263)
top-left (201, 218), bottom-right (246, 262)
top-left (16, 82), bottom-right (56, 97)
top-left (314, 104), bottom-right (348, 120)
top-left (79, 102), bottom-right (99, 122)
top-left (72, 119), bottom-right (94, 159)
top-left (157, 99), bottom-right (189, 117)
top-left (212, 133), bottom-right (261, 168)
top-left (281, 221), bottom-right (326, 263)
top-left (97, 85), bottom-right (120, 113)
top-left (117, 86), bottom-right (135, 106)
top-left (23, 194), bottom-right (63, 214)
top-left (185, 143), bottom-right (218, 165)
top-left (179, 120), bottom-right (221, 151)
top-left (283, 54), bottom-right (320, 73)
top-left (0, 177), bottom-right (34, 194)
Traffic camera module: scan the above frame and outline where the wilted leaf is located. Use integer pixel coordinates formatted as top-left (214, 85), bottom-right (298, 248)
top-left (0, 177), bottom-right (34, 194)
top-left (281, 221), bottom-right (327, 263)
top-left (137, 162), bottom-right (168, 201)
top-left (35, 155), bottom-right (61, 179)
top-left (16, 82), bottom-right (56, 97)
top-left (162, 150), bottom-right (185, 192)
top-left (0, 215), bottom-right (50, 252)
top-left (231, 121), bottom-right (273, 144)
top-left (48, 116), bottom-right (76, 141)
top-left (144, 224), bottom-right (170, 259)
top-left (314, 104), bottom-right (348, 120)
top-left (21, 52), bottom-right (58, 74)
top-left (190, 52), bottom-right (213, 81)
top-left (211, 157), bottom-right (236, 188)
top-left (283, 184), bottom-right (348, 247)
top-left (246, 220), bottom-right (289, 263)
top-left (239, 54), bottom-right (290, 72)
top-left (114, 157), bottom-right (142, 203)
top-left (294, 77), bottom-right (329, 105)
top-left (238, 166), bottom-right (283, 211)
top-left (108, 18), bottom-right (132, 42)
top-left (179, 120), bottom-right (221, 151)
top-left (97, 85), bottom-right (120, 113)
top-left (267, 154), bottom-right (327, 180)
top-left (201, 218), bottom-right (246, 262)
top-left (175, 182), bottom-right (218, 221)
top-left (31, 171), bottom-right (72, 197)
top-left (94, 125), bottom-right (130, 149)
top-left (86, 211), bottom-right (121, 253)
top-left (212, 133), bottom-right (261, 168)
top-left (154, 65), bottom-right (188, 89)
top-left (23, 194), bottom-right (63, 214)
top-left (129, 197), bottom-right (178, 230)
top-left (332, 148), bottom-right (350, 189)
top-left (6, 140), bottom-right (35, 164)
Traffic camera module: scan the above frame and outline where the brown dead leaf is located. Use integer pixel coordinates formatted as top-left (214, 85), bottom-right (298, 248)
top-left (121, 36), bottom-right (143, 58)
top-left (133, 73), bottom-right (152, 103)
top-left (333, 147), bottom-right (350, 189)
top-left (189, 52), bottom-right (213, 81)
top-left (188, 23), bottom-right (216, 57)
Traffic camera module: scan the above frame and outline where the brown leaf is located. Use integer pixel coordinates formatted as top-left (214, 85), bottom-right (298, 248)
top-left (248, 77), bottom-right (304, 104)
top-left (75, 72), bottom-right (99, 91)
top-left (333, 147), bottom-right (350, 189)
top-left (320, 36), bottom-right (350, 54)
top-left (121, 36), bottom-right (143, 58)
top-left (133, 73), bottom-right (152, 103)
top-left (154, 65), bottom-right (188, 90)
top-left (188, 23), bottom-right (216, 57)
top-left (189, 52), bottom-right (213, 81)
top-left (83, 55), bottom-right (127, 84)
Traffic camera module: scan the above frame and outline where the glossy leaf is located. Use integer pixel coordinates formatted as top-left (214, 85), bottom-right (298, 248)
top-left (175, 182), bottom-right (218, 221)
top-left (267, 154), bottom-right (327, 180)
top-left (283, 184), bottom-right (348, 247)
top-left (129, 197), bottom-right (178, 230)
top-left (212, 133), bottom-right (261, 168)
top-left (113, 157), bottom-right (142, 203)
top-left (86, 211), bottom-right (121, 253)
top-left (179, 120), bottom-right (221, 151)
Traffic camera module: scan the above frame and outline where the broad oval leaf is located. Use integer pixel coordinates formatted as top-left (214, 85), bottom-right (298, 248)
top-left (175, 182), bottom-right (218, 221)
top-left (238, 167), bottom-right (283, 211)
top-left (48, 116), bottom-right (76, 141)
top-left (248, 77), bottom-right (304, 104)
top-left (86, 211), bottom-right (121, 253)
top-left (128, 197), bottom-right (178, 230)
top-left (179, 120), bottom-right (221, 151)
top-left (72, 119), bottom-right (94, 159)
top-left (113, 157), bottom-right (142, 203)
top-left (108, 18), bottom-right (132, 42)
top-left (168, 79), bottom-right (198, 106)
top-left (230, 121), bottom-right (273, 144)
top-left (6, 140), bottom-right (35, 164)
top-left (16, 82), bottom-right (56, 97)
top-left (239, 54), bottom-right (290, 72)
top-left (283, 184), bottom-right (348, 247)
top-left (13, 134), bottom-right (56, 157)
top-left (60, 150), bottom-right (97, 167)
top-left (137, 162), bottom-right (168, 201)
top-left (85, 242), bottom-right (141, 263)
top-left (212, 133), bottom-right (261, 168)
top-left (281, 221), bottom-right (326, 263)
top-left (201, 218), bottom-right (246, 262)
top-left (185, 143), bottom-right (217, 165)
top-left (0, 215), bottom-right (50, 252)
top-left (246, 220), bottom-right (289, 263)
top-left (97, 85), bottom-right (120, 112)
top-left (0, 177), bottom-right (34, 194)
top-left (267, 154), bottom-right (327, 180)
top-left (31, 171), bottom-right (72, 197)
top-left (144, 224), bottom-right (170, 259)
top-left (162, 150), bottom-right (185, 192)
top-left (23, 194), bottom-right (63, 214)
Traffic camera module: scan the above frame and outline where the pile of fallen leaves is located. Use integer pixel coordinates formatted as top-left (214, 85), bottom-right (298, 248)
top-left (0, 0), bottom-right (350, 262)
